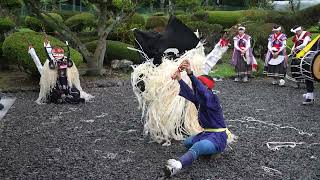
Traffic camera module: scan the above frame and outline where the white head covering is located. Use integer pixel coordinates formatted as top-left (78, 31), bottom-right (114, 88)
top-left (291, 26), bottom-right (302, 33)
top-left (272, 26), bottom-right (281, 31)
top-left (238, 26), bottom-right (246, 31)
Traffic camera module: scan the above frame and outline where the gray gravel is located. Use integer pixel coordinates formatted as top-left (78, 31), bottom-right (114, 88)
top-left (0, 78), bottom-right (319, 179)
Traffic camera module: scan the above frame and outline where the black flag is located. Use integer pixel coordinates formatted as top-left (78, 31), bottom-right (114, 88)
top-left (134, 16), bottom-right (200, 65)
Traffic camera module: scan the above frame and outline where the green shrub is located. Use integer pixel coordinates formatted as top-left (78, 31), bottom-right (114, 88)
top-left (246, 22), bottom-right (276, 58)
top-left (239, 9), bottom-right (269, 23)
top-left (109, 14), bottom-right (145, 44)
top-left (0, 0), bottom-right (22, 10)
top-left (17, 28), bottom-right (34, 33)
top-left (153, 12), bottom-right (165, 16)
top-left (128, 13), bottom-right (146, 27)
top-left (207, 11), bottom-right (243, 28)
top-left (191, 11), bottom-right (209, 21)
top-left (85, 40), bottom-right (140, 64)
top-left (25, 13), bottom-right (63, 32)
top-left (186, 21), bottom-right (222, 37)
top-left (53, 10), bottom-right (80, 21)
top-left (25, 16), bottom-right (43, 32)
top-left (174, 10), bottom-right (185, 15)
top-left (2, 32), bottom-right (83, 76)
top-left (0, 17), bottom-right (15, 33)
top-left (308, 25), bottom-right (320, 33)
top-left (65, 12), bottom-right (96, 32)
top-left (222, 0), bottom-right (245, 6)
top-left (145, 16), bottom-right (168, 30)
top-left (176, 15), bottom-right (192, 25)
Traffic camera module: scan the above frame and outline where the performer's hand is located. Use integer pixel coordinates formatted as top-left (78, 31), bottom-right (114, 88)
top-left (171, 70), bottom-right (181, 81)
top-left (28, 45), bottom-right (33, 50)
top-left (181, 60), bottom-right (192, 74)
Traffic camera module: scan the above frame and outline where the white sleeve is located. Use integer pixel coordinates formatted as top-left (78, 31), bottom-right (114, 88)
top-left (44, 41), bottom-right (54, 60)
top-left (28, 47), bottom-right (43, 75)
top-left (296, 36), bottom-right (311, 50)
top-left (268, 41), bottom-right (273, 52)
top-left (234, 39), bottom-right (241, 51)
top-left (214, 39), bottom-right (222, 48)
top-left (245, 39), bottom-right (251, 51)
top-left (279, 40), bottom-right (286, 52)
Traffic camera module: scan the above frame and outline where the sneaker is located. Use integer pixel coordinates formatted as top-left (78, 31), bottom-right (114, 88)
top-left (303, 93), bottom-right (308, 99)
top-left (279, 79), bottom-right (285, 86)
top-left (272, 80), bottom-right (277, 85)
top-left (242, 76), bottom-right (248, 83)
top-left (302, 99), bottom-right (315, 105)
top-left (234, 77), bottom-right (240, 82)
top-left (164, 159), bottom-right (182, 177)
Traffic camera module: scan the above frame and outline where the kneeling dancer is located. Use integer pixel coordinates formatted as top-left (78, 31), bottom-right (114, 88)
top-left (165, 60), bottom-right (230, 177)
top-left (28, 35), bottom-right (93, 104)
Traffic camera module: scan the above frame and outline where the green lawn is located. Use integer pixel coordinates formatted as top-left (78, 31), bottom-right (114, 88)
top-left (209, 63), bottom-right (235, 78)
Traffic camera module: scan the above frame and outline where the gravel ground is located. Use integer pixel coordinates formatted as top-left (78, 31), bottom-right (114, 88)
top-left (0, 78), bottom-right (319, 180)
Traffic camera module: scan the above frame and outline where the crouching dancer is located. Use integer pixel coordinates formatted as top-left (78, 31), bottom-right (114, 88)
top-left (165, 60), bottom-right (232, 177)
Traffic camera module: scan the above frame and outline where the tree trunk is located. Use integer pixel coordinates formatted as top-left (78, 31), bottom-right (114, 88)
top-left (73, 0), bottom-right (76, 11)
top-left (86, 37), bottom-right (107, 76)
top-left (160, 0), bottom-right (165, 13)
top-left (150, 2), bottom-right (153, 13)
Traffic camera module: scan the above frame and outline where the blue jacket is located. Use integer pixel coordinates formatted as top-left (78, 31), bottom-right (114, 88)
top-left (178, 75), bottom-right (227, 152)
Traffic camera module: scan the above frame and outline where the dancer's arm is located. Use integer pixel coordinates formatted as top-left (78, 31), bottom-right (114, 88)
top-left (28, 45), bottom-right (43, 75)
top-left (178, 79), bottom-right (197, 104)
top-left (279, 40), bottom-right (287, 52)
top-left (296, 36), bottom-right (311, 50)
top-left (172, 70), bottom-right (197, 104)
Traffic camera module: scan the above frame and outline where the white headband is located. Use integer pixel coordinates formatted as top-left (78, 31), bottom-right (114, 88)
top-left (238, 26), bottom-right (246, 31)
top-left (291, 26), bottom-right (302, 33)
top-left (272, 27), bottom-right (281, 31)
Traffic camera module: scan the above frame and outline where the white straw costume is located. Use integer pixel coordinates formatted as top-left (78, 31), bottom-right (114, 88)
top-left (28, 42), bottom-right (94, 104)
top-left (131, 43), bottom-right (234, 146)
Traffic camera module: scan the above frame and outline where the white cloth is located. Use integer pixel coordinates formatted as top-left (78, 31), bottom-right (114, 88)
top-left (203, 44), bottom-right (229, 75)
top-left (268, 55), bottom-right (285, 65)
top-left (296, 36), bottom-right (311, 50)
top-left (28, 48), bottom-right (43, 75)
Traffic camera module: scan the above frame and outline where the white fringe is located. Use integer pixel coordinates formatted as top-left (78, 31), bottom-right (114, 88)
top-left (132, 45), bottom-right (207, 145)
top-left (36, 60), bottom-right (94, 104)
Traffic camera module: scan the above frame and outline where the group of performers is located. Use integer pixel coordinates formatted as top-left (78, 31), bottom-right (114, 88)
top-left (24, 16), bottom-right (318, 178)
top-left (231, 24), bottom-right (318, 105)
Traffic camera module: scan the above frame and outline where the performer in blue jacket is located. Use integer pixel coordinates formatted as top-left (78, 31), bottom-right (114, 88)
top-left (165, 60), bottom-right (230, 177)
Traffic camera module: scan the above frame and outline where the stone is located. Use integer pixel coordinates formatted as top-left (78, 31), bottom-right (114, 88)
top-left (111, 59), bottom-right (133, 71)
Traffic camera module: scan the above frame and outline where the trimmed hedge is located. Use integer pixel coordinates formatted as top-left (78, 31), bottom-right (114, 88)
top-left (85, 40), bottom-right (140, 64)
top-left (186, 21), bottom-right (222, 37)
top-left (65, 12), bottom-right (96, 32)
top-left (0, 17), bottom-right (15, 33)
top-left (191, 11), bottom-right (209, 22)
top-left (239, 9), bottom-right (269, 23)
top-left (25, 16), bottom-right (42, 32)
top-left (207, 11), bottom-right (243, 28)
top-left (176, 15), bottom-right (192, 25)
top-left (0, 0), bottom-right (22, 10)
top-left (2, 32), bottom-right (83, 76)
top-left (145, 16), bottom-right (168, 30)
top-left (109, 13), bottom-right (145, 44)
top-left (25, 13), bottom-right (64, 32)
top-left (53, 10), bottom-right (80, 21)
